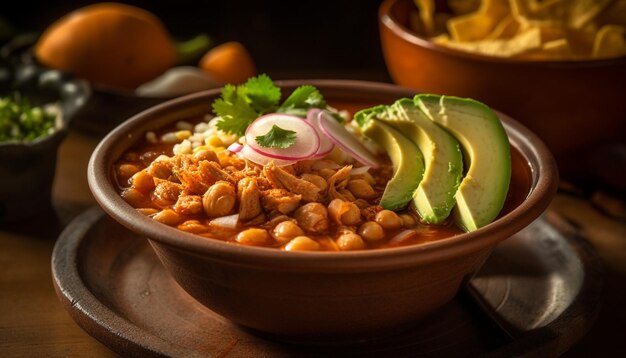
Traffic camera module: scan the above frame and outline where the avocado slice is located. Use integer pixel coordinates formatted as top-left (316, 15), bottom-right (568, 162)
top-left (368, 98), bottom-right (464, 224)
top-left (415, 94), bottom-right (511, 231)
top-left (360, 119), bottom-right (425, 211)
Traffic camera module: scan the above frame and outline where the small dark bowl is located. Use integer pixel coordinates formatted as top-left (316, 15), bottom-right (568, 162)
top-left (379, 0), bottom-right (626, 162)
top-left (88, 80), bottom-right (558, 343)
top-left (0, 61), bottom-right (89, 223)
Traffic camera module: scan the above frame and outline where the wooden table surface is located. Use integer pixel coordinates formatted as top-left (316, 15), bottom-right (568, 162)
top-left (1, 128), bottom-right (626, 357)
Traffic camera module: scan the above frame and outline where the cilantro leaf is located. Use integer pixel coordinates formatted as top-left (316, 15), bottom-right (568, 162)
top-left (212, 84), bottom-right (258, 136)
top-left (255, 125), bottom-right (297, 149)
top-left (244, 74), bottom-right (281, 114)
top-left (277, 85), bottom-right (327, 117)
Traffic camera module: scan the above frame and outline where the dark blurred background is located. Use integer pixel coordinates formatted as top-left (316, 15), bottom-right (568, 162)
top-left (2, 0), bottom-right (391, 81)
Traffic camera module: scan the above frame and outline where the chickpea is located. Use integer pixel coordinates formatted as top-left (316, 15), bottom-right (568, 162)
top-left (336, 233), bottom-right (365, 251)
top-left (300, 174), bottom-right (328, 192)
top-left (375, 210), bottom-right (402, 230)
top-left (193, 149), bottom-right (218, 162)
top-left (178, 220), bottom-right (209, 234)
top-left (117, 164), bottom-right (141, 182)
top-left (272, 221), bottom-right (304, 244)
top-left (202, 181), bottom-right (236, 218)
top-left (121, 188), bottom-right (146, 207)
top-left (328, 199), bottom-right (361, 226)
top-left (400, 214), bottom-right (417, 228)
top-left (153, 209), bottom-right (181, 226)
top-left (294, 203), bottom-right (329, 233)
top-left (358, 221), bottom-right (385, 242)
top-left (131, 171), bottom-right (155, 193)
top-left (236, 228), bottom-right (271, 245)
top-left (347, 179), bottom-right (377, 199)
top-left (284, 236), bottom-right (321, 251)
top-left (318, 168), bottom-right (336, 180)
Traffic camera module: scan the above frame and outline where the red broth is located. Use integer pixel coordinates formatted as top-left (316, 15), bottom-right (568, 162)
top-left (113, 115), bottom-right (531, 251)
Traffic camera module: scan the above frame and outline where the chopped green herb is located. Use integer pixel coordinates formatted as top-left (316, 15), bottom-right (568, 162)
top-left (244, 74), bottom-right (281, 114)
top-left (255, 124), bottom-right (297, 149)
top-left (277, 85), bottom-right (326, 117)
top-left (213, 84), bottom-right (258, 136)
top-left (0, 95), bottom-right (57, 142)
top-left (211, 74), bottom-right (331, 136)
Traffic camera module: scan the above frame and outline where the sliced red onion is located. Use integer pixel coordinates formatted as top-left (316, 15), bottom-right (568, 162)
top-left (388, 230), bottom-right (418, 245)
top-left (317, 110), bottom-right (381, 169)
top-left (240, 144), bottom-right (296, 167)
top-left (350, 166), bottom-right (371, 176)
top-left (227, 142), bottom-right (243, 153)
top-left (245, 113), bottom-right (320, 160)
top-left (209, 213), bottom-right (239, 229)
top-left (306, 108), bottom-right (335, 158)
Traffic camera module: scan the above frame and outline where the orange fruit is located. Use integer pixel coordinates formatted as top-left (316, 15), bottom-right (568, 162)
top-left (198, 41), bottom-right (256, 85)
top-left (35, 3), bottom-right (175, 89)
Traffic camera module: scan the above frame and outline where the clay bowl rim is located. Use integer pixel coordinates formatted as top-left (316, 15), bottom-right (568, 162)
top-left (88, 79), bottom-right (558, 273)
top-left (379, 0), bottom-right (626, 68)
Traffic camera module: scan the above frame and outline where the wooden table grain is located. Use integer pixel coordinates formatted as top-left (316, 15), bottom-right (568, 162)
top-left (1, 129), bottom-right (625, 357)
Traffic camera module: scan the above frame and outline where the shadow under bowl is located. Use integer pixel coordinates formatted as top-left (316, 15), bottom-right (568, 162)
top-left (0, 62), bottom-right (89, 223)
top-left (88, 80), bottom-right (558, 343)
top-left (379, 0), bottom-right (626, 161)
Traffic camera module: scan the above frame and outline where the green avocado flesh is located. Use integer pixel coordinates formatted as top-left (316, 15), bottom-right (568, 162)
top-left (365, 98), bottom-right (463, 224)
top-left (416, 94), bottom-right (511, 232)
top-left (361, 119), bottom-right (424, 211)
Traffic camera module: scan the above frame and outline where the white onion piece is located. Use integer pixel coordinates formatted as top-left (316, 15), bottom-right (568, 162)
top-left (306, 108), bottom-right (335, 158)
top-left (209, 213), bottom-right (239, 229)
top-left (311, 160), bottom-right (341, 171)
top-left (317, 110), bottom-right (381, 168)
top-left (350, 166), bottom-right (371, 176)
top-left (240, 144), bottom-right (296, 167)
top-left (245, 113), bottom-right (320, 160)
top-left (227, 142), bottom-right (243, 153)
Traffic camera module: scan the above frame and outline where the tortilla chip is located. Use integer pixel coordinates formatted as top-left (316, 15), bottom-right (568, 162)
top-left (444, 27), bottom-right (542, 57)
top-left (414, 0), bottom-right (436, 35)
top-left (448, 0), bottom-right (511, 42)
top-left (568, 0), bottom-right (613, 29)
top-left (485, 15), bottom-right (521, 39)
top-left (510, 0), bottom-right (568, 26)
top-left (447, 0), bottom-right (481, 15)
top-left (592, 25), bottom-right (626, 59)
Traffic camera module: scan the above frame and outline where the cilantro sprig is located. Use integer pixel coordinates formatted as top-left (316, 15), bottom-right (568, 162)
top-left (212, 74), bottom-right (332, 136)
top-left (255, 125), bottom-right (297, 149)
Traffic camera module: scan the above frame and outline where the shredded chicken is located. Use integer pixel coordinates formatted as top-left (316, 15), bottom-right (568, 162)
top-left (263, 162), bottom-right (320, 202)
top-left (200, 160), bottom-right (234, 183)
top-left (261, 189), bottom-right (302, 214)
top-left (238, 177), bottom-right (262, 220)
top-left (327, 165), bottom-right (353, 201)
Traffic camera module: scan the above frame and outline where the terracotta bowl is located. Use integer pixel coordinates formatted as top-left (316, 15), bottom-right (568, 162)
top-left (88, 80), bottom-right (558, 343)
top-left (379, 0), bottom-right (626, 162)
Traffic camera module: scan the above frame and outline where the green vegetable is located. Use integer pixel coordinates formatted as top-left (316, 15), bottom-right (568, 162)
top-left (255, 124), bottom-right (297, 149)
top-left (0, 95), bottom-right (57, 143)
top-left (277, 85), bottom-right (326, 117)
top-left (212, 74), bottom-right (332, 136)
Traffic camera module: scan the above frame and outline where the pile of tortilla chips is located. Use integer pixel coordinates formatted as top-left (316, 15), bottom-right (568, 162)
top-left (410, 0), bottom-right (626, 60)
